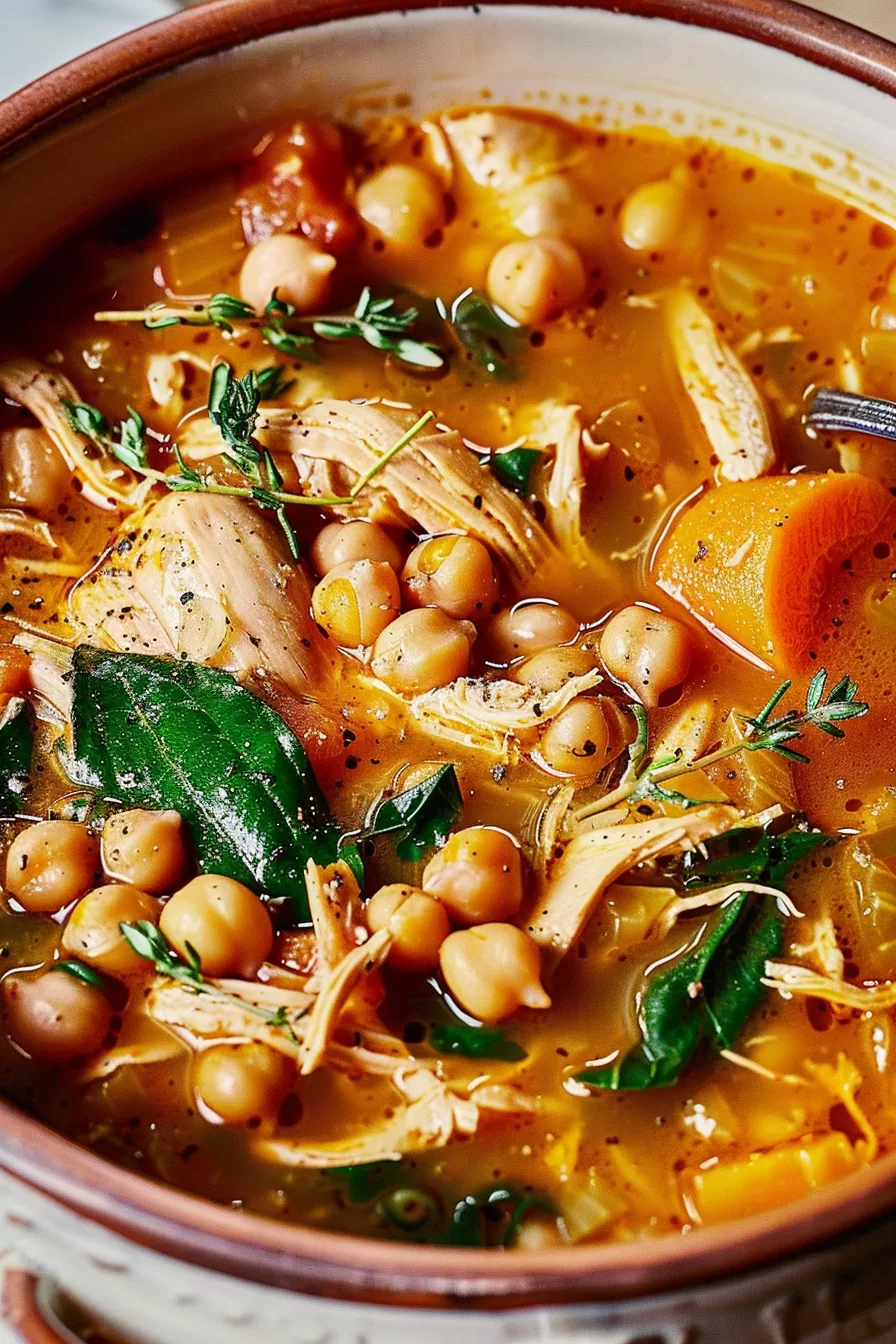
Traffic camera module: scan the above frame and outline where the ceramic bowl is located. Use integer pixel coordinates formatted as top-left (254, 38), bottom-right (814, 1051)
top-left (3, 2), bottom-right (896, 1339)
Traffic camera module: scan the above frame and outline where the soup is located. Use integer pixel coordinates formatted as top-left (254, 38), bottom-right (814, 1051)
top-left (1, 103), bottom-right (895, 1250)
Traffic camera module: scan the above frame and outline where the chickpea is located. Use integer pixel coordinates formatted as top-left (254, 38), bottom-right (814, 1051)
top-left (370, 608), bottom-right (475, 694)
top-left (160, 874), bottom-right (273, 979)
top-left (537, 697), bottom-right (614, 779)
top-left (486, 237), bottom-right (586, 325)
top-left (512, 644), bottom-right (600, 693)
top-left (239, 233), bottom-right (336, 315)
top-left (439, 923), bottom-right (550, 1022)
top-left (312, 559), bottom-right (400, 647)
top-left (194, 1042), bottom-right (293, 1124)
top-left (61, 884), bottom-right (161, 977)
top-left (619, 170), bottom-right (702, 256)
top-left (401, 535), bottom-right (499, 622)
top-left (5, 821), bottom-right (99, 914)
top-left (356, 164), bottom-right (445, 247)
top-left (102, 808), bottom-right (187, 894)
top-left (310, 519), bottom-right (403, 576)
top-left (422, 826), bottom-right (524, 926)
top-left (3, 969), bottom-right (111, 1063)
top-left (487, 601), bottom-right (579, 664)
top-left (600, 605), bottom-right (692, 707)
top-left (366, 884), bottom-right (450, 973)
top-left (1, 427), bottom-right (71, 519)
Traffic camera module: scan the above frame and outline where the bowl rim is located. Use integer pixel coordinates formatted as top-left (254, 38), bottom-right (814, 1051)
top-left (3, 0), bottom-right (896, 1310)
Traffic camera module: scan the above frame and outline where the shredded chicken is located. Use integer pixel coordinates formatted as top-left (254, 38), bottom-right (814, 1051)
top-left (75, 1033), bottom-right (186, 1084)
top-left (525, 805), bottom-right (738, 971)
top-left (665, 291), bottom-right (775, 482)
top-left (253, 1063), bottom-right (480, 1168)
top-left (408, 668), bottom-right (603, 758)
top-left (440, 108), bottom-right (585, 189)
top-left (648, 880), bottom-right (798, 942)
top-left (0, 356), bottom-right (143, 509)
top-left (790, 916), bottom-right (845, 980)
top-left (261, 400), bottom-right (562, 586)
top-left (528, 400), bottom-right (592, 567)
top-left (763, 962), bottom-right (896, 1011)
top-left (68, 492), bottom-right (331, 696)
top-left (299, 927), bottom-right (392, 1076)
top-left (0, 510), bottom-right (57, 552)
top-left (304, 859), bottom-right (367, 981)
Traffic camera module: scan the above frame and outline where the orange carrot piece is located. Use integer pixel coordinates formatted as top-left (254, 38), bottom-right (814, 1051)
top-left (655, 473), bottom-right (893, 673)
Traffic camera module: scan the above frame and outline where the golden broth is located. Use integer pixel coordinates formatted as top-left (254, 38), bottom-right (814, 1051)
top-left (1, 106), bottom-right (895, 1247)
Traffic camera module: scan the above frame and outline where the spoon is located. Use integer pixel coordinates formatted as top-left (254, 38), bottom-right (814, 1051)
top-left (805, 386), bottom-right (896, 442)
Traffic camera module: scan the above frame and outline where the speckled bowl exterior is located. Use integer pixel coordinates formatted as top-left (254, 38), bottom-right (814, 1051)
top-left (4, 2), bottom-right (896, 1339)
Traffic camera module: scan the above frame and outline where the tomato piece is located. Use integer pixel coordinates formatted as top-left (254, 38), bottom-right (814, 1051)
top-left (237, 122), bottom-right (361, 254)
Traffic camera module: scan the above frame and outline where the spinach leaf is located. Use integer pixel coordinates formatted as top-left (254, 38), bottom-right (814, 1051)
top-left (679, 821), bottom-right (831, 891)
top-left (447, 290), bottom-right (517, 380)
top-left (576, 823), bottom-right (828, 1091)
top-left (360, 764), bottom-right (462, 862)
top-left (0, 700), bottom-right (33, 815)
top-left (65, 647), bottom-right (354, 919)
top-left (578, 894), bottom-right (747, 1090)
top-left (429, 1021), bottom-right (527, 1062)
top-left (487, 447), bottom-right (542, 497)
top-left (449, 1184), bottom-right (552, 1247)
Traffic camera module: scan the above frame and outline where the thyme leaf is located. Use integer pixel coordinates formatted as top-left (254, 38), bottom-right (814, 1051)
top-left (53, 959), bottom-right (106, 990)
top-left (94, 287), bottom-right (447, 369)
top-left (119, 919), bottom-right (306, 1046)
top-left (64, 374), bottom-right (435, 562)
top-left (575, 669), bottom-right (869, 823)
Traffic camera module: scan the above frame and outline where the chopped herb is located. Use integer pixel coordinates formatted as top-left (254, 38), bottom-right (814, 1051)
top-left (444, 289), bottom-right (518, 379)
top-left (429, 1021), bottom-right (527, 1062)
top-left (486, 447), bottom-right (542, 496)
top-left (356, 764), bottom-right (463, 861)
top-left (53, 959), bottom-right (106, 990)
top-left (331, 1160), bottom-right (403, 1203)
top-left (449, 1183), bottom-right (552, 1247)
top-left (377, 1186), bottom-right (441, 1232)
top-left (0, 699), bottom-right (33, 815)
top-left (575, 669), bottom-right (868, 823)
top-left (255, 364), bottom-right (294, 401)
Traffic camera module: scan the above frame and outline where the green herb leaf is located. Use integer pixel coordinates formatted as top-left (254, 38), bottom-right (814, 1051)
top-left (487, 447), bottom-right (542, 496)
top-left (115, 407), bottom-right (151, 471)
top-left (429, 1021), bottom-right (527, 1062)
top-left (312, 288), bottom-right (446, 369)
top-left (206, 292), bottom-right (256, 331)
top-left (53, 959), bottom-right (106, 990)
top-left (255, 365), bottom-right (294, 401)
top-left (575, 821), bottom-right (830, 1091)
top-left (447, 290), bottom-right (518, 379)
top-left (449, 1184), bottom-right (552, 1247)
top-left (331, 1160), bottom-right (403, 1203)
top-left (359, 764), bottom-right (463, 861)
top-left (120, 919), bottom-right (307, 1045)
top-left (208, 363), bottom-right (262, 474)
top-left (377, 1187), bottom-right (440, 1232)
top-left (65, 648), bottom-right (354, 919)
top-left (0, 700), bottom-right (33, 815)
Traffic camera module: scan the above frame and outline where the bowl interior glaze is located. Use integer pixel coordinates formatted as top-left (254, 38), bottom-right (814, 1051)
top-left (3, 0), bottom-right (896, 1308)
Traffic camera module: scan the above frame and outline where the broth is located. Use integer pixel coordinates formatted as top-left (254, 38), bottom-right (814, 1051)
top-left (1, 104), bottom-right (895, 1248)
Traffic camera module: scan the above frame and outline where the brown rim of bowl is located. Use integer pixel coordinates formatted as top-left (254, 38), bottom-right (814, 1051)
top-left (2, 0), bottom-right (896, 1312)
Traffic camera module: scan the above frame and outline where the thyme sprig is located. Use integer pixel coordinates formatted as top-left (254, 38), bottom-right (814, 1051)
top-left (575, 669), bottom-right (868, 822)
top-left (120, 920), bottom-right (306, 1046)
top-left (63, 367), bottom-right (434, 559)
top-left (94, 286), bottom-right (446, 369)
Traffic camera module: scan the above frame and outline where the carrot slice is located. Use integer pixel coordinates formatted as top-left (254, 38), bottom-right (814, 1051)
top-left (655, 473), bottom-right (893, 673)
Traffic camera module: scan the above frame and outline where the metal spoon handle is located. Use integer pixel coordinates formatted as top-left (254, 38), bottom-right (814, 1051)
top-left (806, 386), bottom-right (896, 442)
